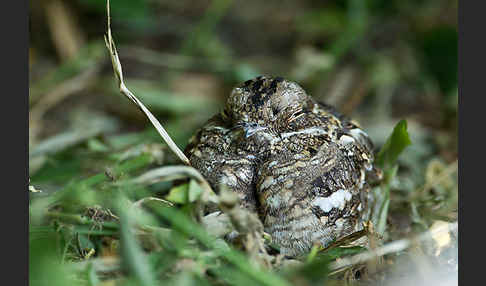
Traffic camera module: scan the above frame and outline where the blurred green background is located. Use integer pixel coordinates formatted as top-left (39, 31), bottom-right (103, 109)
top-left (29, 0), bottom-right (457, 285)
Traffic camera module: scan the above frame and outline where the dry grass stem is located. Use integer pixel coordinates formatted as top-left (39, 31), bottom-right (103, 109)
top-left (132, 165), bottom-right (217, 203)
top-left (103, 0), bottom-right (190, 166)
top-left (330, 221), bottom-right (457, 271)
top-left (133, 197), bottom-right (174, 208)
top-left (132, 166), bottom-right (210, 189)
top-left (44, 0), bottom-right (85, 61)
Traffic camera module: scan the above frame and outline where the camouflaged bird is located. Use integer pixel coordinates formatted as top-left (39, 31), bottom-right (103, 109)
top-left (184, 76), bottom-right (376, 256)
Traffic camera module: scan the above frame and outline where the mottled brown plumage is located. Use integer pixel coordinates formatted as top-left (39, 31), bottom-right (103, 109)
top-left (185, 76), bottom-right (375, 256)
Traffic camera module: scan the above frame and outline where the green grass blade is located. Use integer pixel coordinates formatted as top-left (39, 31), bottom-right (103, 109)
top-left (375, 119), bottom-right (412, 170)
top-left (150, 204), bottom-right (292, 286)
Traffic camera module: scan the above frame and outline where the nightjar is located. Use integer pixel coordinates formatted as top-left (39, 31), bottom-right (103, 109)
top-left (184, 76), bottom-right (376, 256)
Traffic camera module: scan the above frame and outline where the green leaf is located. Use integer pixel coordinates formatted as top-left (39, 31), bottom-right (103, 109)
top-left (117, 197), bottom-right (157, 286)
top-left (77, 233), bottom-right (96, 252)
top-left (150, 205), bottom-right (292, 286)
top-left (87, 138), bottom-right (110, 152)
top-left (375, 120), bottom-right (412, 170)
top-left (285, 255), bottom-right (331, 285)
top-left (30, 229), bottom-right (78, 286)
top-left (371, 165), bottom-right (398, 235)
top-left (86, 263), bottom-right (100, 286)
top-left (209, 265), bottom-right (264, 286)
top-left (376, 187), bottom-right (391, 235)
top-left (373, 120), bottom-right (409, 236)
top-left (166, 183), bottom-right (189, 204)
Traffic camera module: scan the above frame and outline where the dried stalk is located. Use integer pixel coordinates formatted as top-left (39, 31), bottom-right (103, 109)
top-left (330, 221), bottom-right (458, 271)
top-left (44, 0), bottom-right (85, 61)
top-left (103, 0), bottom-right (190, 166)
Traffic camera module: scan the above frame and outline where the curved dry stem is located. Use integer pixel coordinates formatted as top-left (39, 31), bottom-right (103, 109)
top-left (131, 165), bottom-right (218, 204)
top-left (104, 0), bottom-right (190, 166)
top-left (330, 221), bottom-right (458, 272)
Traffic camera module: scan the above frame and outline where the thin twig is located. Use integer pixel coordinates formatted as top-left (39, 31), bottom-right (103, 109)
top-left (132, 165), bottom-right (208, 186)
top-left (104, 0), bottom-right (190, 166)
top-left (330, 221), bottom-right (458, 271)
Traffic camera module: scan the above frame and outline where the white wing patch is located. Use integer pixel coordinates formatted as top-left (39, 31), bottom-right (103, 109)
top-left (339, 134), bottom-right (355, 145)
top-left (312, 189), bottom-right (352, 212)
